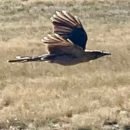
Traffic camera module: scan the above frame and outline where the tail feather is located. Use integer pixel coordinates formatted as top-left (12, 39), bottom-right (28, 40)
top-left (8, 54), bottom-right (57, 63)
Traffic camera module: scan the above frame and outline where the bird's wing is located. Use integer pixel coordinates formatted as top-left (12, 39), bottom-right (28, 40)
top-left (42, 34), bottom-right (84, 57)
top-left (51, 10), bottom-right (88, 50)
top-left (42, 33), bottom-right (73, 46)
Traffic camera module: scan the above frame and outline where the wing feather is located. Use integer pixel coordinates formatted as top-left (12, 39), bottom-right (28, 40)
top-left (42, 34), bottom-right (84, 57)
top-left (51, 10), bottom-right (87, 50)
top-left (42, 34), bottom-right (73, 46)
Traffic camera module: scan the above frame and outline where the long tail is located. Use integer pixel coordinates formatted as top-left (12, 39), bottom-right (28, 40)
top-left (8, 54), bottom-right (57, 63)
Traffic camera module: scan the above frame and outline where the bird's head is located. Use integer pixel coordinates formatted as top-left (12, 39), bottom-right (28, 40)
top-left (84, 50), bottom-right (111, 60)
top-left (93, 50), bottom-right (111, 58)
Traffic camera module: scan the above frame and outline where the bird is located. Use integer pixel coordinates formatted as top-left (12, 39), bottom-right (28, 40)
top-left (8, 10), bottom-right (111, 65)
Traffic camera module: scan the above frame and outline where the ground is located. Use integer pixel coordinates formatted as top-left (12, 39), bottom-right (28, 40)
top-left (0, 0), bottom-right (130, 130)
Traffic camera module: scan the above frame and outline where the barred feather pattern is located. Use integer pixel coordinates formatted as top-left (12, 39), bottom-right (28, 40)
top-left (51, 10), bottom-right (87, 50)
top-left (42, 34), bottom-right (84, 57)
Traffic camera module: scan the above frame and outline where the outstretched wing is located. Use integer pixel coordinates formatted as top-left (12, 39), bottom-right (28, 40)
top-left (42, 34), bottom-right (84, 57)
top-left (51, 10), bottom-right (88, 50)
top-left (43, 33), bottom-right (73, 46)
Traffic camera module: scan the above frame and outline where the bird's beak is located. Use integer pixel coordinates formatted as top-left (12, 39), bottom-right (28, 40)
top-left (103, 51), bottom-right (111, 55)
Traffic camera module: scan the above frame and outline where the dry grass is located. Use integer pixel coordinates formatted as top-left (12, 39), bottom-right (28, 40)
top-left (0, 0), bottom-right (130, 129)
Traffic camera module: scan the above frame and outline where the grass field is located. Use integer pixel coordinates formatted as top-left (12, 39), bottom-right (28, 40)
top-left (0, 0), bottom-right (130, 129)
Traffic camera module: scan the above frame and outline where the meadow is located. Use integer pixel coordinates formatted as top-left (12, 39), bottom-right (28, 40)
top-left (0, 0), bottom-right (130, 129)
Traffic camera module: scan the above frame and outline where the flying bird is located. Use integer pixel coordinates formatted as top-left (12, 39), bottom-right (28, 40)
top-left (8, 11), bottom-right (111, 65)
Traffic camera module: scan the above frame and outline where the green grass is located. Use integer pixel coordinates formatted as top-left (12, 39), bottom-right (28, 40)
top-left (0, 0), bottom-right (130, 129)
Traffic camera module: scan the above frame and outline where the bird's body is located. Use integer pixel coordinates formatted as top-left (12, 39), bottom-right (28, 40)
top-left (8, 11), bottom-right (110, 65)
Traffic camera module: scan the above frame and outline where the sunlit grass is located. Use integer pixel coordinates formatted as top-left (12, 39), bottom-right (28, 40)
top-left (0, 0), bottom-right (130, 129)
